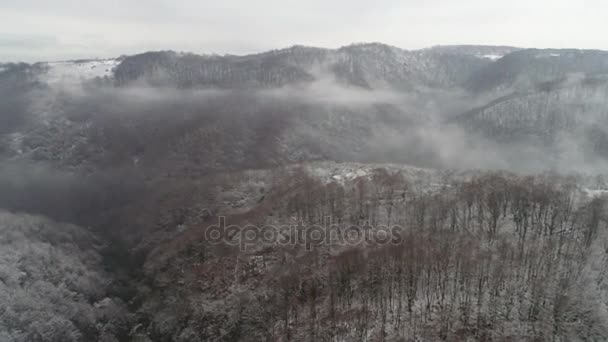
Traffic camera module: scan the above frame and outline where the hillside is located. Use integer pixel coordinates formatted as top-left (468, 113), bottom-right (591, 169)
top-left (1, 43), bottom-right (608, 341)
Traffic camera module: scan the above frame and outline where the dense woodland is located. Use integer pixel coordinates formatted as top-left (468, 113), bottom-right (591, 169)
top-left (0, 211), bottom-right (130, 342)
top-left (2, 43), bottom-right (608, 341)
top-left (134, 168), bottom-right (608, 341)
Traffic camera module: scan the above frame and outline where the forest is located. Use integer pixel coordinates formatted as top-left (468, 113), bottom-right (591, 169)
top-left (130, 167), bottom-right (608, 341)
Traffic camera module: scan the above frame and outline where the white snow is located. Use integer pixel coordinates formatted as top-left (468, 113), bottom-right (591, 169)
top-left (302, 161), bottom-right (437, 186)
top-left (479, 54), bottom-right (503, 61)
top-left (305, 162), bottom-right (372, 184)
top-left (40, 59), bottom-right (119, 84)
top-left (583, 188), bottom-right (608, 199)
top-left (535, 53), bottom-right (562, 59)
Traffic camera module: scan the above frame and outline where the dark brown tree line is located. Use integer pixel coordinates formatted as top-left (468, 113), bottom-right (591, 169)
top-left (138, 169), bottom-right (608, 342)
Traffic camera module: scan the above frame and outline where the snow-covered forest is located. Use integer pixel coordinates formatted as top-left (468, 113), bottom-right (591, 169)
top-left (134, 167), bottom-right (608, 341)
top-left (0, 211), bottom-right (130, 342)
top-left (1, 42), bottom-right (608, 341)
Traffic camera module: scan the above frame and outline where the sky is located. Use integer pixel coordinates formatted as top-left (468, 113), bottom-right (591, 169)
top-left (1, 0), bottom-right (607, 62)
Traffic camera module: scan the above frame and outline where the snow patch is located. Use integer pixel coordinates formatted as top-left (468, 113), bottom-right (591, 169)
top-left (479, 54), bottom-right (503, 61)
top-left (535, 53), bottom-right (562, 59)
top-left (583, 188), bottom-right (608, 199)
top-left (303, 161), bottom-right (436, 186)
top-left (40, 59), bottom-right (119, 84)
top-left (305, 163), bottom-right (371, 184)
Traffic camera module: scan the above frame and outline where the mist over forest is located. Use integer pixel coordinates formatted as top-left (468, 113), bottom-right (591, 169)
top-left (1, 43), bottom-right (608, 341)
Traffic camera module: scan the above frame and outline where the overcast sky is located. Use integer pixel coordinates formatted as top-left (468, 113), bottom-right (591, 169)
top-left (1, 0), bottom-right (607, 62)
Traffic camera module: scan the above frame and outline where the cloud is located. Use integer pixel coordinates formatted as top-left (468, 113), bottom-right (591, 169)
top-left (0, 34), bottom-right (57, 49)
top-left (1, 0), bottom-right (608, 62)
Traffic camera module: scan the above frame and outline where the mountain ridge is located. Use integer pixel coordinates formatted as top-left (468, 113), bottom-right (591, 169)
top-left (2, 42), bottom-right (608, 176)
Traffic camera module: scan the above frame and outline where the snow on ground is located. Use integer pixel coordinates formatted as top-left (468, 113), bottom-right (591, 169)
top-left (304, 162), bottom-right (369, 183)
top-left (583, 188), bottom-right (608, 199)
top-left (302, 161), bottom-right (438, 185)
top-left (40, 59), bottom-right (119, 84)
top-left (535, 53), bottom-right (562, 59)
top-left (479, 54), bottom-right (503, 61)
